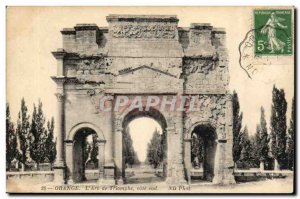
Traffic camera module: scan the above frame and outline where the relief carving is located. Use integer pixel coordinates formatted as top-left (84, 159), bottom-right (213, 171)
top-left (111, 24), bottom-right (176, 39)
top-left (184, 59), bottom-right (216, 75)
top-left (76, 57), bottom-right (112, 76)
top-left (88, 89), bottom-right (106, 114)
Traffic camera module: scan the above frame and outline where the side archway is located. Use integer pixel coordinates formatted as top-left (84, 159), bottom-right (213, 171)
top-left (65, 122), bottom-right (106, 183)
top-left (185, 121), bottom-right (218, 182)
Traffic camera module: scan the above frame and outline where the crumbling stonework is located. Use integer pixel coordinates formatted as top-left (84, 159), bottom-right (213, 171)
top-left (51, 15), bottom-right (235, 185)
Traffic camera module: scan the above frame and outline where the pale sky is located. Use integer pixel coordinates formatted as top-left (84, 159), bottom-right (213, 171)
top-left (128, 118), bottom-right (162, 162)
top-left (7, 7), bottom-right (294, 140)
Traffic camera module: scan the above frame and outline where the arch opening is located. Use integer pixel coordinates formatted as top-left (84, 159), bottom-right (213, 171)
top-left (190, 124), bottom-right (217, 182)
top-left (72, 128), bottom-right (99, 183)
top-left (121, 108), bottom-right (168, 184)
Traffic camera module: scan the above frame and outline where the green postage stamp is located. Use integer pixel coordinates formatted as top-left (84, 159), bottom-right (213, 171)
top-left (254, 9), bottom-right (293, 55)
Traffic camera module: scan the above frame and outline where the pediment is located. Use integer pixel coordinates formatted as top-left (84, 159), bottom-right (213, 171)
top-left (112, 65), bottom-right (182, 93)
top-left (116, 65), bottom-right (178, 79)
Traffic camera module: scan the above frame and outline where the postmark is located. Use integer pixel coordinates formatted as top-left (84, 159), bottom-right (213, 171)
top-left (254, 9), bottom-right (292, 55)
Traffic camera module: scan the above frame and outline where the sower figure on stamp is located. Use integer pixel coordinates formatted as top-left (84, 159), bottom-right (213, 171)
top-left (261, 12), bottom-right (287, 53)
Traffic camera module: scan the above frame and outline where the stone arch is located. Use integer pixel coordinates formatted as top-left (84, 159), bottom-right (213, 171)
top-left (115, 107), bottom-right (169, 183)
top-left (121, 107), bottom-right (168, 130)
top-left (187, 121), bottom-right (217, 139)
top-left (67, 122), bottom-right (105, 141)
top-left (65, 122), bottom-right (106, 183)
top-left (187, 121), bottom-right (218, 182)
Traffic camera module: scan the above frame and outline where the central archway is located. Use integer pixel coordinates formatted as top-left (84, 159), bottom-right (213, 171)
top-left (121, 107), bottom-right (168, 184)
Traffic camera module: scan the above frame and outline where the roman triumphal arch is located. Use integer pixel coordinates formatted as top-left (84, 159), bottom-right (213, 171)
top-left (51, 15), bottom-right (235, 185)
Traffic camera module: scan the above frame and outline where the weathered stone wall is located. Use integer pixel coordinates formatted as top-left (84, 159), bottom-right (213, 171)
top-left (184, 95), bottom-right (227, 139)
top-left (63, 89), bottom-right (114, 159)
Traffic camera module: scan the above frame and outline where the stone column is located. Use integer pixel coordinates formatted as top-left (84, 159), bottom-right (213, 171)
top-left (52, 49), bottom-right (66, 184)
top-left (53, 92), bottom-right (65, 184)
top-left (97, 140), bottom-right (106, 182)
top-left (103, 96), bottom-right (115, 175)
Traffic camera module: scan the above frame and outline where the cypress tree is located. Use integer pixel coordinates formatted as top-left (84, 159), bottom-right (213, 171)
top-left (29, 101), bottom-right (48, 170)
top-left (258, 107), bottom-right (269, 170)
top-left (232, 90), bottom-right (243, 168)
top-left (6, 104), bottom-right (19, 171)
top-left (16, 98), bottom-right (30, 171)
top-left (286, 97), bottom-right (295, 170)
top-left (146, 129), bottom-right (163, 168)
top-left (270, 86), bottom-right (287, 170)
top-left (240, 126), bottom-right (253, 168)
top-left (46, 117), bottom-right (56, 170)
top-left (252, 125), bottom-right (261, 167)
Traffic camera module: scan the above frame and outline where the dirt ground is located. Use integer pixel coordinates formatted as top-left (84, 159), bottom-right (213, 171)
top-left (7, 172), bottom-right (294, 194)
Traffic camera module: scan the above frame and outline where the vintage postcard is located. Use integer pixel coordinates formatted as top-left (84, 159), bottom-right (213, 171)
top-left (6, 6), bottom-right (295, 194)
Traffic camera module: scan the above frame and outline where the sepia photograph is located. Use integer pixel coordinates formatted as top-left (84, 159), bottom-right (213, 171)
top-left (5, 6), bottom-right (295, 194)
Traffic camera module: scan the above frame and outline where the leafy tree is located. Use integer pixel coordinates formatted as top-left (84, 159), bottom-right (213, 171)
top-left (255, 107), bottom-right (270, 170)
top-left (46, 117), bottom-right (56, 170)
top-left (146, 129), bottom-right (163, 168)
top-left (29, 101), bottom-right (48, 170)
top-left (270, 86), bottom-right (287, 170)
top-left (191, 133), bottom-right (204, 168)
top-left (232, 90), bottom-right (243, 167)
top-left (16, 98), bottom-right (30, 171)
top-left (6, 104), bottom-right (19, 171)
top-left (286, 97), bottom-right (294, 170)
top-left (90, 134), bottom-right (98, 166)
